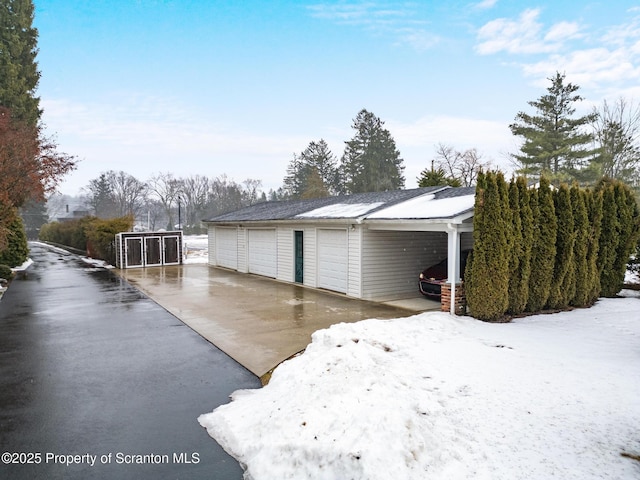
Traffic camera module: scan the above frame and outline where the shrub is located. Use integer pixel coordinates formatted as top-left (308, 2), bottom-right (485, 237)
top-left (0, 264), bottom-right (13, 280)
top-left (39, 215), bottom-right (134, 265)
top-left (0, 209), bottom-right (29, 268)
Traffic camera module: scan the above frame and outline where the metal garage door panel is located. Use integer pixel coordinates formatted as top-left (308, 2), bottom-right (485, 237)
top-left (248, 229), bottom-right (277, 278)
top-left (318, 229), bottom-right (347, 293)
top-left (216, 228), bottom-right (238, 269)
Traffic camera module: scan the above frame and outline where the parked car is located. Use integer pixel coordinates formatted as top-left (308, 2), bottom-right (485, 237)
top-left (419, 250), bottom-right (472, 299)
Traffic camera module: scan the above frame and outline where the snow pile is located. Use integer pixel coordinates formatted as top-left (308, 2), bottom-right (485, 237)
top-left (199, 293), bottom-right (640, 479)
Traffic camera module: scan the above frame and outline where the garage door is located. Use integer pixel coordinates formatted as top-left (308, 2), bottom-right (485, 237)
top-left (216, 228), bottom-right (238, 269)
top-left (318, 229), bottom-right (347, 293)
top-left (248, 229), bottom-right (277, 278)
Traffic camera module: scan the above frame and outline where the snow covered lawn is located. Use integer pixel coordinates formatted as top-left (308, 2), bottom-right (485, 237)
top-left (199, 291), bottom-right (640, 479)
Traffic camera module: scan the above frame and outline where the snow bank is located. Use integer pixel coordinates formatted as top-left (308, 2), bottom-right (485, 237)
top-left (199, 293), bottom-right (640, 479)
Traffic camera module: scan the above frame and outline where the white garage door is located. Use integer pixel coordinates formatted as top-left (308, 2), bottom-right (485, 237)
top-left (248, 229), bottom-right (277, 278)
top-left (318, 229), bottom-right (348, 293)
top-left (216, 228), bottom-right (238, 269)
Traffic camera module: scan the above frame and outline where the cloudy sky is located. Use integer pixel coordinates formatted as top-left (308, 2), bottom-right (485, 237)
top-left (33, 0), bottom-right (640, 196)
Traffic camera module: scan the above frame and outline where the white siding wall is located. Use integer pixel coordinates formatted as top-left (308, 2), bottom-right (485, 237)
top-left (347, 227), bottom-right (362, 298)
top-left (207, 225), bottom-right (216, 266)
top-left (361, 230), bottom-right (448, 301)
top-left (277, 227), bottom-right (294, 282)
top-left (304, 227), bottom-right (317, 288)
top-left (237, 227), bottom-right (248, 273)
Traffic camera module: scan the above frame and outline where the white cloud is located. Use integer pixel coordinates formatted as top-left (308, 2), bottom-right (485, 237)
top-left (474, 0), bottom-right (498, 10)
top-left (544, 21), bottom-right (582, 42)
top-left (477, 8), bottom-right (640, 101)
top-left (307, 2), bottom-right (439, 51)
top-left (476, 8), bottom-right (579, 55)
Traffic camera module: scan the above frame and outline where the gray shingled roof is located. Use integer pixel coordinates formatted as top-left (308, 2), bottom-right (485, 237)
top-left (203, 186), bottom-right (477, 223)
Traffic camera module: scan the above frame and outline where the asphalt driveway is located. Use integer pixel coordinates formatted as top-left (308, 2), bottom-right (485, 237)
top-left (0, 243), bottom-right (259, 480)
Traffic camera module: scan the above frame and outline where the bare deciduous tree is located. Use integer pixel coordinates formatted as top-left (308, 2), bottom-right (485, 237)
top-left (433, 143), bottom-right (490, 187)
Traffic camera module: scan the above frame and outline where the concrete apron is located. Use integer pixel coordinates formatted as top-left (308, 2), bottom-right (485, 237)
top-left (117, 264), bottom-right (439, 377)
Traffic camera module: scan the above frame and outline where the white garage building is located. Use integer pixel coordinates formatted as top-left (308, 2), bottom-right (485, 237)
top-left (204, 186), bottom-right (475, 310)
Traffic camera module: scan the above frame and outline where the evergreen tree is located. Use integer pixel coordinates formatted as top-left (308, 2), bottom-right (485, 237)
top-left (340, 109), bottom-right (405, 193)
top-left (0, 207), bottom-right (28, 267)
top-left (507, 178), bottom-right (525, 314)
top-left (301, 167), bottom-right (330, 199)
top-left (512, 176), bottom-right (533, 314)
top-left (596, 178), bottom-right (640, 296)
top-left (571, 185), bottom-right (591, 307)
top-left (527, 176), bottom-right (557, 312)
top-left (283, 139), bottom-right (338, 198)
top-left (416, 161), bottom-right (461, 187)
top-left (547, 183), bottom-right (575, 309)
top-left (0, 0), bottom-right (41, 126)
top-left (585, 189), bottom-right (603, 303)
top-left (85, 172), bottom-right (117, 218)
top-left (597, 182), bottom-right (619, 297)
top-left (510, 72), bottom-right (596, 183)
top-left (19, 197), bottom-right (48, 239)
top-left (466, 171), bottom-right (510, 321)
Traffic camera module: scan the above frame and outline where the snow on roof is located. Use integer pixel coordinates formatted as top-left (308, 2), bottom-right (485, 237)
top-left (296, 202), bottom-right (385, 219)
top-left (367, 193), bottom-right (475, 220)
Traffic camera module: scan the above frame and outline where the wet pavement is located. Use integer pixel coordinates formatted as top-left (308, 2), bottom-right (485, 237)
top-left (118, 264), bottom-right (435, 377)
top-left (0, 243), bottom-right (260, 480)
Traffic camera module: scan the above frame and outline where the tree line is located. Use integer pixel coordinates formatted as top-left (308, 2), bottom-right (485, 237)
top-left (0, 0), bottom-right (75, 267)
top-left (73, 171), bottom-right (265, 233)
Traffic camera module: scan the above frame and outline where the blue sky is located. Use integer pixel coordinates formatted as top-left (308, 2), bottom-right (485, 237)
top-left (33, 0), bottom-right (640, 196)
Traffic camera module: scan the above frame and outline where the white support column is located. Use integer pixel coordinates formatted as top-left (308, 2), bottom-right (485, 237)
top-left (447, 225), bottom-right (460, 315)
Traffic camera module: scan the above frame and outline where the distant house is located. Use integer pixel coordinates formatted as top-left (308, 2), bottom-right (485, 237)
top-left (203, 186), bottom-right (475, 310)
top-left (55, 203), bottom-right (90, 223)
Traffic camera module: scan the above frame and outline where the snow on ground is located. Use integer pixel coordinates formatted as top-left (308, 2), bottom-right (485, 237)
top-left (199, 292), bottom-right (640, 480)
top-left (183, 234), bottom-right (209, 264)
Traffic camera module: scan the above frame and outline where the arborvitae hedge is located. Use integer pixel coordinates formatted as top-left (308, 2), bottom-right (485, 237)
top-left (465, 174), bottom-right (639, 321)
top-left (597, 183), bottom-right (620, 297)
top-left (526, 177), bottom-right (557, 312)
top-left (466, 171), bottom-right (511, 322)
top-left (596, 179), bottom-right (640, 297)
top-left (571, 186), bottom-right (590, 307)
top-left (547, 184), bottom-right (575, 310)
top-left (507, 178), bottom-right (523, 314)
top-left (586, 189), bottom-right (603, 304)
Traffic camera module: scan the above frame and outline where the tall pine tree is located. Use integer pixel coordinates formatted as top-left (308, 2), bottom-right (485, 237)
top-left (0, 0), bottom-right (41, 126)
top-left (340, 109), bottom-right (405, 193)
top-left (510, 72), bottom-right (596, 183)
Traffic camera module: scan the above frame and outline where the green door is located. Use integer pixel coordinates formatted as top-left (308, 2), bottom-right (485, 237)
top-left (294, 231), bottom-right (304, 283)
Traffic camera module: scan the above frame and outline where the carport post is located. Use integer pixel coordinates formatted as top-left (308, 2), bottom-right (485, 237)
top-left (446, 225), bottom-right (460, 316)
